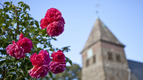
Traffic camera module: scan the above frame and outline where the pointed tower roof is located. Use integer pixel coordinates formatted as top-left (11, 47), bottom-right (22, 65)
top-left (82, 18), bottom-right (124, 53)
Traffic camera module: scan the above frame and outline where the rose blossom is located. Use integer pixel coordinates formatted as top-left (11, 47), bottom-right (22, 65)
top-left (51, 50), bottom-right (66, 62)
top-left (50, 61), bottom-right (66, 74)
top-left (6, 41), bottom-right (25, 59)
top-left (47, 21), bottom-right (64, 37)
top-left (40, 17), bottom-right (51, 29)
top-left (40, 8), bottom-right (65, 37)
top-left (30, 50), bottom-right (51, 66)
top-left (40, 16), bottom-right (65, 30)
top-left (45, 8), bottom-right (62, 22)
top-left (17, 34), bottom-right (33, 53)
top-left (38, 50), bottom-right (51, 64)
top-left (29, 65), bottom-right (50, 79)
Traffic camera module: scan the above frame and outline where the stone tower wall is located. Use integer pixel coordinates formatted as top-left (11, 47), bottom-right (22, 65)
top-left (101, 41), bottom-right (129, 80)
top-left (82, 42), bottom-right (106, 80)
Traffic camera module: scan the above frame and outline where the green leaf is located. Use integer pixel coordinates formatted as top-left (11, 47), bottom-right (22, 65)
top-left (66, 57), bottom-right (72, 65)
top-left (35, 20), bottom-right (39, 28)
top-left (61, 46), bottom-right (70, 52)
top-left (49, 71), bottom-right (53, 78)
top-left (18, 1), bottom-right (24, 5)
top-left (51, 37), bottom-right (57, 41)
top-left (30, 21), bottom-right (34, 25)
top-left (0, 60), bottom-right (5, 67)
top-left (4, 2), bottom-right (10, 5)
top-left (69, 60), bottom-right (72, 65)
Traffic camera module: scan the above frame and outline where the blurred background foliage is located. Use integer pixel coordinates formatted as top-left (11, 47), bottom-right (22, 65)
top-left (0, 1), bottom-right (71, 80)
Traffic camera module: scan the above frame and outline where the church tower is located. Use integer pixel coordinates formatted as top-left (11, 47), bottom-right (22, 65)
top-left (81, 18), bottom-right (129, 80)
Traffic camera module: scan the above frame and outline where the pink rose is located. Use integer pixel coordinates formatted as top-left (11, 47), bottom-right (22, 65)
top-left (30, 50), bottom-right (51, 66)
top-left (50, 61), bottom-right (66, 74)
top-left (29, 65), bottom-right (50, 79)
top-left (17, 37), bottom-right (33, 53)
top-left (45, 8), bottom-right (62, 22)
top-left (40, 8), bottom-right (65, 37)
top-left (51, 50), bottom-right (66, 63)
top-left (6, 41), bottom-right (25, 59)
top-left (40, 17), bottom-right (65, 30)
top-left (51, 50), bottom-right (66, 62)
top-left (47, 21), bottom-right (64, 37)
top-left (40, 17), bottom-right (50, 29)
top-left (38, 50), bottom-right (51, 64)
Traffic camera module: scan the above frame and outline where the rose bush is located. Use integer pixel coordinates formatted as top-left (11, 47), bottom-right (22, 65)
top-left (0, 1), bottom-right (71, 79)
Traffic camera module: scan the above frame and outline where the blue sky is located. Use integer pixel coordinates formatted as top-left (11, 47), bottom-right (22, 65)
top-left (1, 0), bottom-right (143, 66)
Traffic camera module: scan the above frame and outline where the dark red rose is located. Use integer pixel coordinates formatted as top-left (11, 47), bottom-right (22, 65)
top-left (6, 41), bottom-right (25, 59)
top-left (45, 8), bottom-right (62, 22)
top-left (51, 50), bottom-right (66, 62)
top-left (30, 50), bottom-right (51, 66)
top-left (29, 65), bottom-right (50, 79)
top-left (50, 61), bottom-right (66, 74)
top-left (38, 50), bottom-right (51, 64)
top-left (47, 21), bottom-right (64, 37)
top-left (17, 37), bottom-right (33, 53)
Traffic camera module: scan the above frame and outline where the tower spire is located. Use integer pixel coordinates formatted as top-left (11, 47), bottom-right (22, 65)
top-left (82, 18), bottom-right (124, 53)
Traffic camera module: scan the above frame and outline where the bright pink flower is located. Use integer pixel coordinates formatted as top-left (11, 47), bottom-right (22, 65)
top-left (40, 17), bottom-right (65, 30)
top-left (51, 50), bottom-right (66, 62)
top-left (6, 41), bottom-right (25, 59)
top-left (30, 50), bottom-right (51, 66)
top-left (40, 8), bottom-right (65, 36)
top-left (45, 8), bottom-right (62, 22)
top-left (50, 61), bottom-right (66, 74)
top-left (29, 65), bottom-right (50, 79)
top-left (47, 21), bottom-right (64, 37)
top-left (17, 37), bottom-right (33, 53)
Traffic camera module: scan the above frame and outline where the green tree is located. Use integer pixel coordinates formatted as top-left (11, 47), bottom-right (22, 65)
top-left (0, 1), bottom-right (71, 80)
top-left (54, 64), bottom-right (81, 80)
